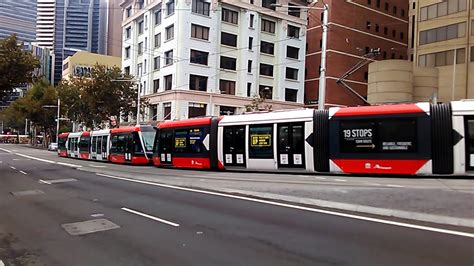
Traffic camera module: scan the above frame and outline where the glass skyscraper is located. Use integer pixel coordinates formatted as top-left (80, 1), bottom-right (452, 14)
top-left (0, 0), bottom-right (37, 43)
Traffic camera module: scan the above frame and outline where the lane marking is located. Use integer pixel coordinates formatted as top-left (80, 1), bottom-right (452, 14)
top-left (121, 207), bottom-right (180, 227)
top-left (19, 170), bottom-right (27, 175)
top-left (39, 179), bottom-right (52, 185)
top-left (0, 148), bottom-right (12, 153)
top-left (386, 184), bottom-right (404, 188)
top-left (13, 158), bottom-right (30, 161)
top-left (91, 213), bottom-right (104, 217)
top-left (334, 179), bottom-right (347, 182)
top-left (88, 164), bottom-right (107, 168)
top-left (39, 178), bottom-right (77, 184)
top-left (10, 166), bottom-right (16, 170)
top-left (314, 176), bottom-right (327, 180)
top-left (367, 183), bottom-right (382, 186)
top-left (14, 153), bottom-right (82, 168)
top-left (97, 173), bottom-right (474, 238)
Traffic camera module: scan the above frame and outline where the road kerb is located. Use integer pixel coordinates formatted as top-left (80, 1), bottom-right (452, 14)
top-left (218, 188), bottom-right (474, 228)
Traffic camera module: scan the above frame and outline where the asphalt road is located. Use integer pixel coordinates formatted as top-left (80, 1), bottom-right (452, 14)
top-left (0, 148), bottom-right (473, 265)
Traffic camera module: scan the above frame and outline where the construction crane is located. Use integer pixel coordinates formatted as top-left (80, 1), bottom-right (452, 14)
top-left (336, 48), bottom-right (381, 105)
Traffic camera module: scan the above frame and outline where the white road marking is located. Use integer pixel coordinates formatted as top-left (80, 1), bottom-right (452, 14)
top-left (0, 148), bottom-right (12, 153)
top-left (91, 213), bottom-right (104, 217)
top-left (38, 179), bottom-right (52, 185)
top-left (13, 158), bottom-right (30, 161)
top-left (14, 153), bottom-right (82, 168)
top-left (334, 179), bottom-right (347, 182)
top-left (0, 259), bottom-right (4, 266)
top-left (121, 207), bottom-right (180, 227)
top-left (314, 176), bottom-right (326, 180)
top-left (88, 164), bottom-right (106, 168)
top-left (386, 184), bottom-right (404, 188)
top-left (19, 171), bottom-right (27, 175)
top-left (97, 173), bottom-right (474, 238)
top-left (10, 166), bottom-right (16, 170)
top-left (40, 178), bottom-right (77, 184)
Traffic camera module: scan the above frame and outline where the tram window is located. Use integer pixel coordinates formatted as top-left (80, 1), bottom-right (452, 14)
top-left (97, 137), bottom-right (102, 154)
top-left (174, 130), bottom-right (188, 153)
top-left (133, 132), bottom-right (144, 153)
top-left (91, 137), bottom-right (97, 152)
top-left (102, 136), bottom-right (108, 153)
top-left (188, 128), bottom-right (203, 153)
top-left (58, 138), bottom-right (66, 149)
top-left (159, 130), bottom-right (173, 153)
top-left (141, 128), bottom-right (156, 152)
top-left (79, 137), bottom-right (90, 152)
top-left (378, 119), bottom-right (417, 152)
top-left (249, 124), bottom-right (273, 159)
top-left (339, 118), bottom-right (417, 153)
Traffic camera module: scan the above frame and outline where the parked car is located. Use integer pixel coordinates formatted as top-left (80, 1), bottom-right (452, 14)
top-left (48, 142), bottom-right (58, 151)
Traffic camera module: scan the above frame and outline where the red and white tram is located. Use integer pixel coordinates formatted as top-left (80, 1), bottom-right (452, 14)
top-left (58, 133), bottom-right (69, 157)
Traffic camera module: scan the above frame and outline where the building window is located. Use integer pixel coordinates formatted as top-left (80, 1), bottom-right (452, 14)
top-left (262, 0), bottom-right (276, 10)
top-left (288, 3), bottom-right (301, 17)
top-left (220, 56), bottom-right (237, 70)
top-left (163, 102), bottom-right (171, 120)
top-left (401, 9), bottom-right (405, 17)
top-left (471, 46), bottom-right (474, 62)
top-left (154, 33), bottom-right (161, 47)
top-left (376, 0), bottom-right (380, 8)
top-left (164, 74), bottom-right (172, 90)
top-left (287, 46), bottom-right (299, 59)
top-left (419, 22), bottom-right (466, 45)
top-left (192, 0), bottom-right (210, 16)
top-left (286, 67), bottom-right (298, 80)
top-left (143, 59), bottom-right (147, 74)
top-left (125, 46), bottom-right (130, 58)
top-left (220, 106), bottom-right (236, 115)
top-left (384, 27), bottom-right (387, 35)
top-left (153, 79), bottom-right (160, 93)
top-left (144, 15), bottom-right (148, 30)
top-left (150, 104), bottom-right (158, 120)
top-left (258, 85), bottom-right (272, 99)
top-left (375, 24), bottom-right (379, 32)
top-left (190, 49), bottom-right (209, 65)
top-left (400, 32), bottom-right (404, 40)
top-left (125, 27), bottom-right (131, 39)
top-left (247, 60), bottom-right (252, 73)
top-left (188, 103), bottom-right (206, 118)
top-left (165, 50), bottom-right (173, 65)
top-left (138, 42), bottom-right (143, 55)
top-left (221, 32), bottom-right (237, 47)
top-left (384, 2), bottom-right (389, 11)
top-left (126, 6), bottom-right (132, 17)
top-left (136, 63), bottom-right (142, 76)
top-left (393, 6), bottom-right (397, 14)
top-left (260, 41), bottom-right (274, 55)
top-left (220, 79), bottom-right (236, 94)
top-left (260, 63), bottom-right (273, 77)
top-left (166, 24), bottom-right (174, 40)
top-left (261, 19), bottom-right (275, 33)
top-left (138, 20), bottom-right (144, 34)
top-left (366, 21), bottom-right (371, 30)
top-left (249, 14), bottom-right (254, 28)
top-left (166, 0), bottom-right (175, 15)
top-left (124, 66), bottom-right (130, 75)
top-left (367, 0), bottom-right (371, 5)
top-left (420, 0), bottom-right (467, 21)
top-left (288, 25), bottom-right (300, 38)
top-left (418, 48), bottom-right (465, 67)
top-left (154, 7), bottom-right (162, 25)
top-left (392, 29), bottom-right (396, 37)
top-left (247, 82), bottom-right (252, 97)
top-left (285, 88), bottom-right (297, 102)
top-left (191, 24), bottom-right (209, 40)
top-left (144, 37), bottom-right (148, 51)
top-left (153, 56), bottom-right (160, 70)
top-left (189, 74), bottom-right (208, 91)
top-left (248, 37), bottom-right (253, 50)
top-left (222, 8), bottom-right (238, 24)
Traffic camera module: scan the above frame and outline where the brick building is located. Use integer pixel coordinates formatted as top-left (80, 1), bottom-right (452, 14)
top-left (305, 0), bottom-right (409, 107)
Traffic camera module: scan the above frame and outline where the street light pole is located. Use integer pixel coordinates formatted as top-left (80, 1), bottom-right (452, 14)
top-left (318, 3), bottom-right (329, 110)
top-left (56, 98), bottom-right (60, 143)
top-left (271, 1), bottom-right (329, 110)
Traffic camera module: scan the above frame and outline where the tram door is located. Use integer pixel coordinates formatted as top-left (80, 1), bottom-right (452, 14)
top-left (277, 123), bottom-right (305, 168)
top-left (466, 116), bottom-right (474, 171)
top-left (223, 126), bottom-right (246, 167)
top-left (159, 130), bottom-right (173, 164)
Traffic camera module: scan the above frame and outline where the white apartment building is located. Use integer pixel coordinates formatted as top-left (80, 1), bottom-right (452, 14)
top-left (121, 0), bottom-right (307, 121)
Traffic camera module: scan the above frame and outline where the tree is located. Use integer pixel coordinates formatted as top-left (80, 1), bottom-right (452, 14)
top-left (0, 34), bottom-right (40, 100)
top-left (245, 92), bottom-right (272, 112)
top-left (1, 80), bottom-right (57, 145)
top-left (57, 64), bottom-right (145, 129)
